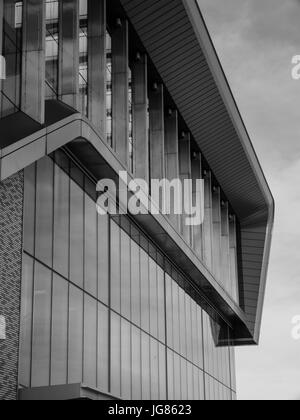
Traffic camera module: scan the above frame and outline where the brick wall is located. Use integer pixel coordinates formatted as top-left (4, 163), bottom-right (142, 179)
top-left (0, 172), bottom-right (24, 400)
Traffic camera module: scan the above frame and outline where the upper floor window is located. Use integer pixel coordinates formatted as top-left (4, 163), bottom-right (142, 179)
top-left (45, 0), bottom-right (59, 99)
top-left (79, 0), bottom-right (88, 116)
top-left (106, 30), bottom-right (112, 146)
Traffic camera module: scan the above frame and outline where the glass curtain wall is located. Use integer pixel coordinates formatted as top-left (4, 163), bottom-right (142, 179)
top-left (19, 151), bottom-right (236, 401)
top-left (0, 0), bottom-right (23, 118)
top-left (106, 29), bottom-right (112, 146)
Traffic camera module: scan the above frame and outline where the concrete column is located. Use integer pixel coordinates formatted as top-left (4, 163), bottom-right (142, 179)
top-left (179, 132), bottom-right (192, 245)
top-left (22, 0), bottom-right (45, 123)
top-left (165, 109), bottom-right (179, 229)
top-left (191, 152), bottom-right (203, 259)
top-left (203, 170), bottom-right (213, 270)
top-left (132, 53), bottom-right (148, 181)
top-left (229, 216), bottom-right (239, 302)
top-left (88, 0), bottom-right (106, 134)
top-left (149, 83), bottom-right (165, 181)
top-left (221, 201), bottom-right (230, 294)
top-left (212, 186), bottom-right (222, 282)
top-left (59, 0), bottom-right (79, 109)
top-left (112, 18), bottom-right (129, 167)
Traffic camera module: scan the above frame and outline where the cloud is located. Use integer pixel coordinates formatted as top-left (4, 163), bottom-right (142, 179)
top-left (198, 0), bottom-right (300, 400)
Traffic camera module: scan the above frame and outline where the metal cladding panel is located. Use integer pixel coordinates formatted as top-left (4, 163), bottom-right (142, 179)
top-left (120, 0), bottom-right (274, 344)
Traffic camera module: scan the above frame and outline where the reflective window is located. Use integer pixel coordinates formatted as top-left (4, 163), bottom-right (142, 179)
top-left (45, 0), bottom-right (59, 99)
top-left (84, 295), bottom-right (97, 388)
top-left (79, 0), bottom-right (88, 116)
top-left (70, 179), bottom-right (84, 288)
top-left (121, 319), bottom-right (131, 399)
top-left (128, 66), bottom-right (134, 173)
top-left (97, 303), bottom-right (109, 391)
top-left (84, 194), bottom-right (97, 296)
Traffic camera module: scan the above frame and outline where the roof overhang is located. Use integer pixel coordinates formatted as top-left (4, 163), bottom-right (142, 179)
top-left (119, 0), bottom-right (274, 344)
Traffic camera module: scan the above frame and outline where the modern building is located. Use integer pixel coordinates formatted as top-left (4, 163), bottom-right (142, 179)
top-left (0, 0), bottom-right (274, 401)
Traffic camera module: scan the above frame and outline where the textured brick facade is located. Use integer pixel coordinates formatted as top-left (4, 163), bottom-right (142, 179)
top-left (0, 172), bottom-right (24, 400)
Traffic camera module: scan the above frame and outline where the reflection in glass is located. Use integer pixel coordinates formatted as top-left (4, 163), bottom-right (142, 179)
top-left (79, 0), bottom-right (88, 116)
top-left (106, 30), bottom-right (112, 145)
top-left (45, 0), bottom-right (59, 99)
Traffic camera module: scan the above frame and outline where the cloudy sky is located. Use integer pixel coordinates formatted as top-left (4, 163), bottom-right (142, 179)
top-left (198, 0), bottom-right (300, 400)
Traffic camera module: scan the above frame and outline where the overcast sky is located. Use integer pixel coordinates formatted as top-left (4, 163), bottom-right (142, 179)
top-left (198, 0), bottom-right (300, 400)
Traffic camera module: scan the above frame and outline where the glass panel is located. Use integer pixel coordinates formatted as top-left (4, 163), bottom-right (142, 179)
top-left (167, 349), bottom-right (174, 401)
top-left (140, 249), bottom-right (150, 333)
top-left (186, 295), bottom-right (193, 363)
top-left (150, 338), bottom-right (159, 400)
top-left (120, 230), bottom-right (131, 320)
top-left (131, 326), bottom-right (141, 400)
top-left (131, 239), bottom-right (141, 327)
top-left (179, 288), bottom-right (186, 358)
top-left (23, 165), bottom-right (36, 255)
top-left (128, 66), bottom-right (134, 173)
top-left (172, 281), bottom-right (180, 354)
top-left (173, 352), bottom-right (181, 400)
top-left (98, 214), bottom-right (109, 305)
top-left (110, 221), bottom-right (120, 312)
top-left (51, 274), bottom-right (68, 385)
top-left (35, 157), bottom-right (53, 267)
top-left (110, 312), bottom-right (121, 397)
top-left (187, 362), bottom-right (194, 400)
top-left (31, 262), bottom-right (52, 387)
top-left (84, 194), bottom-right (97, 296)
top-left (53, 164), bottom-right (69, 278)
top-left (158, 344), bottom-right (167, 400)
top-left (180, 357), bottom-right (187, 400)
top-left (97, 303), bottom-right (109, 392)
top-left (141, 332), bottom-right (150, 400)
top-left (19, 254), bottom-right (34, 387)
top-left (70, 179), bottom-right (84, 288)
top-left (121, 319), bottom-right (131, 399)
top-left (68, 286), bottom-right (83, 384)
top-left (157, 266), bottom-right (165, 343)
top-left (83, 295), bottom-right (97, 388)
top-left (165, 275), bottom-right (173, 349)
top-left (149, 258), bottom-right (158, 339)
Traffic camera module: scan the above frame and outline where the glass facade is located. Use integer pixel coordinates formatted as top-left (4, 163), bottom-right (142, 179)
top-left (0, 0), bottom-right (23, 118)
top-left (19, 151), bottom-right (236, 400)
top-left (79, 0), bottom-right (88, 116)
top-left (106, 29), bottom-right (112, 146)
